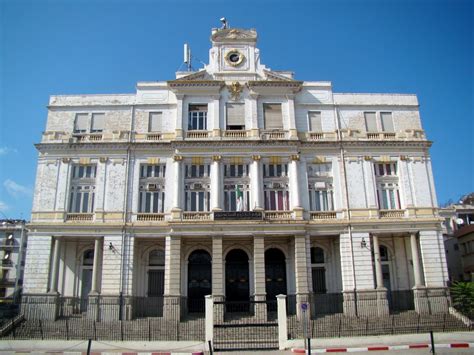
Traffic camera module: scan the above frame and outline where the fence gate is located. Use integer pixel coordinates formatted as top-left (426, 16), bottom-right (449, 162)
top-left (213, 299), bottom-right (279, 351)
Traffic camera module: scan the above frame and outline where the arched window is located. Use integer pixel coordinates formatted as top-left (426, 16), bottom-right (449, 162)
top-left (149, 249), bottom-right (165, 266)
top-left (311, 247), bottom-right (326, 293)
top-left (83, 249), bottom-right (94, 266)
top-left (380, 245), bottom-right (389, 262)
top-left (147, 249), bottom-right (165, 297)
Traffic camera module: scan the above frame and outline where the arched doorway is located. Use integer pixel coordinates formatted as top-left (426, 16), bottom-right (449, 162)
top-left (225, 249), bottom-right (250, 303)
top-left (265, 248), bottom-right (287, 301)
top-left (80, 249), bottom-right (94, 311)
top-left (187, 249), bottom-right (212, 313)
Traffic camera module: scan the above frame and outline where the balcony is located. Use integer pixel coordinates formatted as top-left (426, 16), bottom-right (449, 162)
top-left (366, 132), bottom-right (397, 140)
top-left (186, 131), bottom-right (210, 139)
top-left (136, 213), bottom-right (165, 222)
top-left (145, 133), bottom-right (163, 141)
top-left (73, 133), bottom-right (104, 142)
top-left (260, 130), bottom-right (287, 140)
top-left (306, 131), bottom-right (337, 141)
top-left (222, 130), bottom-right (248, 139)
top-left (182, 211), bottom-right (212, 221)
top-left (310, 211), bottom-right (337, 220)
top-left (65, 213), bottom-right (94, 222)
top-left (264, 210), bottom-right (293, 221)
top-left (379, 209), bottom-right (405, 219)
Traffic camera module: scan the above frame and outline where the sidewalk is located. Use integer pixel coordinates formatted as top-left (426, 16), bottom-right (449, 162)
top-left (288, 331), bottom-right (474, 353)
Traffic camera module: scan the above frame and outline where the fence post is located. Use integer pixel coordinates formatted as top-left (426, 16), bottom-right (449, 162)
top-left (277, 294), bottom-right (288, 350)
top-left (205, 295), bottom-right (214, 351)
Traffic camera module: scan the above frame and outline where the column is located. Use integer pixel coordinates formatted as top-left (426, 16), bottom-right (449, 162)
top-left (49, 237), bottom-right (61, 294)
top-left (211, 95), bottom-right (221, 137)
top-left (211, 156), bottom-right (222, 211)
top-left (294, 235), bottom-right (310, 319)
top-left (212, 236), bottom-right (224, 323)
top-left (251, 155), bottom-right (263, 210)
top-left (253, 235), bottom-right (266, 320)
top-left (90, 238), bottom-right (102, 294)
top-left (164, 235), bottom-right (182, 320)
top-left (289, 155), bottom-right (303, 219)
top-left (410, 233), bottom-right (423, 287)
top-left (373, 235), bottom-right (384, 289)
top-left (171, 155), bottom-right (183, 219)
top-left (287, 95), bottom-right (298, 139)
top-left (247, 92), bottom-right (259, 138)
top-left (175, 94), bottom-right (184, 139)
top-left (372, 234), bottom-right (389, 316)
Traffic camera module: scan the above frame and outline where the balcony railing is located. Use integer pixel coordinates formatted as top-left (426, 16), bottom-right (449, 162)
top-left (182, 211), bottom-right (212, 221)
top-left (260, 130), bottom-right (287, 140)
top-left (145, 133), bottom-right (163, 141)
top-left (379, 209), bottom-right (405, 218)
top-left (136, 213), bottom-right (165, 222)
top-left (310, 211), bottom-right (337, 220)
top-left (222, 130), bottom-right (248, 139)
top-left (186, 131), bottom-right (210, 139)
top-left (73, 133), bottom-right (103, 142)
top-left (65, 213), bottom-right (94, 222)
top-left (366, 132), bottom-right (397, 140)
top-left (306, 131), bottom-right (337, 141)
top-left (264, 210), bottom-right (293, 220)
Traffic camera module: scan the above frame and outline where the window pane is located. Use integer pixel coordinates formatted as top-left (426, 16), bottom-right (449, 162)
top-left (263, 103), bottom-right (283, 130)
top-left (198, 191), bottom-right (204, 211)
top-left (364, 112), bottom-right (377, 132)
top-left (149, 112), bottom-right (162, 132)
top-left (191, 192), bottom-right (196, 211)
top-left (381, 112), bottom-right (394, 132)
top-left (91, 113), bottom-right (105, 132)
top-left (309, 111), bottom-right (322, 132)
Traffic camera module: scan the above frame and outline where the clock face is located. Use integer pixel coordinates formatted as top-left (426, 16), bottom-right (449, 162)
top-left (225, 50), bottom-right (245, 67)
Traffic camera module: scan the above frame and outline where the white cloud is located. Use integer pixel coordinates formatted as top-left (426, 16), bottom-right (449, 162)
top-left (0, 201), bottom-right (9, 212)
top-left (3, 179), bottom-right (32, 198)
top-left (0, 147), bottom-right (17, 156)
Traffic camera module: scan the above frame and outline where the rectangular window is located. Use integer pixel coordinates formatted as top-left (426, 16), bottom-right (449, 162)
top-left (149, 112), bottom-right (162, 132)
top-left (263, 103), bottom-right (283, 130)
top-left (226, 103), bottom-right (245, 130)
top-left (138, 164), bottom-right (166, 213)
top-left (74, 113), bottom-right (89, 133)
top-left (188, 104), bottom-right (208, 130)
top-left (91, 113), bottom-right (105, 133)
top-left (263, 164), bottom-right (288, 177)
top-left (364, 112), bottom-right (377, 132)
top-left (308, 111), bottom-right (322, 132)
top-left (381, 112), bottom-right (394, 132)
top-left (374, 163), bottom-right (397, 176)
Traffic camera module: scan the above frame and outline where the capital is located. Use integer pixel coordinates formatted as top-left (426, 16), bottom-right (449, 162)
top-left (212, 155), bottom-right (222, 161)
top-left (252, 155), bottom-right (261, 161)
top-left (173, 155), bottom-right (183, 161)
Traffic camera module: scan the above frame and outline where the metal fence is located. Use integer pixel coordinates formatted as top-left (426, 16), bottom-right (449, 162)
top-left (287, 291), bottom-right (471, 339)
top-left (213, 299), bottom-right (279, 350)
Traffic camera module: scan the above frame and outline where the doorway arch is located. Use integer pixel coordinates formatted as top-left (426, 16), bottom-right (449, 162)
top-left (265, 248), bottom-right (287, 301)
top-left (187, 249), bottom-right (212, 312)
top-left (225, 249), bottom-right (250, 302)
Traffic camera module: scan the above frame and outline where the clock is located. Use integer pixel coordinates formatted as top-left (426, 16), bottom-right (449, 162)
top-left (225, 49), bottom-right (245, 67)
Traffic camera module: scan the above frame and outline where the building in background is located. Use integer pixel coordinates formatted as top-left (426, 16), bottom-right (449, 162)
top-left (0, 219), bottom-right (27, 302)
top-left (441, 193), bottom-right (474, 282)
top-left (23, 25), bottom-right (449, 321)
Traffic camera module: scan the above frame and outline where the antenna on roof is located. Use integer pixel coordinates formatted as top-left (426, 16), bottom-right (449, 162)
top-left (183, 43), bottom-right (192, 71)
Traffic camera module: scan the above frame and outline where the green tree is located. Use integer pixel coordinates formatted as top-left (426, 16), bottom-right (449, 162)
top-left (451, 281), bottom-right (474, 319)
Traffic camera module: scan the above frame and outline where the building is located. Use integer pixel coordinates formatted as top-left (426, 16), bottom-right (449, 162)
top-left (441, 193), bottom-right (474, 282)
top-left (0, 219), bottom-right (27, 302)
top-left (23, 26), bottom-right (449, 321)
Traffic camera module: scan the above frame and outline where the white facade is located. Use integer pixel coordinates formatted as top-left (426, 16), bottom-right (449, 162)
top-left (24, 27), bottom-right (449, 320)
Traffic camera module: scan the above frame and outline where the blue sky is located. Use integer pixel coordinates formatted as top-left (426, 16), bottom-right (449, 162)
top-left (0, 0), bottom-right (472, 219)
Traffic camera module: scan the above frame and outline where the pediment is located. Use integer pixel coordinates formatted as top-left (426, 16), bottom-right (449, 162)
top-left (263, 69), bottom-right (295, 82)
top-left (173, 70), bottom-right (212, 81)
top-left (211, 28), bottom-right (258, 43)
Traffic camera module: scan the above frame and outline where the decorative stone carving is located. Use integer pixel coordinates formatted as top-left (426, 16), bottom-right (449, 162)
top-left (212, 155), bottom-right (222, 161)
top-left (173, 155), bottom-right (183, 161)
top-left (252, 155), bottom-right (261, 161)
top-left (228, 81), bottom-right (243, 100)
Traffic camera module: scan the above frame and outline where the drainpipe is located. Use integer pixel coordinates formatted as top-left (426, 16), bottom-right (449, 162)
top-left (334, 104), bottom-right (358, 315)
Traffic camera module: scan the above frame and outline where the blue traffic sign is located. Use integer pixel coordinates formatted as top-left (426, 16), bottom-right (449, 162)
top-left (301, 303), bottom-right (308, 310)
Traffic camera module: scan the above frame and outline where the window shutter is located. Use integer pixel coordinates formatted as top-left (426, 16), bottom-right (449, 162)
top-left (149, 112), bottom-right (162, 132)
top-left (91, 113), bottom-right (105, 132)
top-left (364, 112), bottom-right (377, 132)
top-left (263, 103), bottom-right (283, 130)
top-left (381, 112), bottom-right (394, 132)
top-left (309, 111), bottom-right (322, 132)
top-left (74, 114), bottom-right (88, 132)
top-left (226, 103), bottom-right (245, 127)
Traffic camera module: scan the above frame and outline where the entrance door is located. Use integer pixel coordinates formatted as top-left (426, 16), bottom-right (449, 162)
top-left (80, 268), bottom-right (92, 311)
top-left (147, 270), bottom-right (164, 316)
top-left (265, 248), bottom-right (287, 300)
top-left (225, 249), bottom-right (250, 310)
top-left (187, 250), bottom-right (212, 313)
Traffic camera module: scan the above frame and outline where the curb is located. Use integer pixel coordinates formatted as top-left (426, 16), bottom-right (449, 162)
top-left (12, 352), bottom-right (204, 355)
top-left (291, 342), bottom-right (473, 353)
